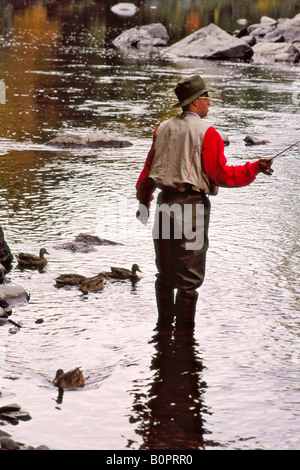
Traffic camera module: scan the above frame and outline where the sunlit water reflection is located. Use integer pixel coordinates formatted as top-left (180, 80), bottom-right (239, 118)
top-left (0, 2), bottom-right (299, 450)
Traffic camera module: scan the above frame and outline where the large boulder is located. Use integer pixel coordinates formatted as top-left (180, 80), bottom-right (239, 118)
top-left (247, 17), bottom-right (278, 38)
top-left (113, 23), bottom-right (169, 50)
top-left (46, 131), bottom-right (133, 148)
top-left (239, 14), bottom-right (300, 63)
top-left (252, 41), bottom-right (300, 63)
top-left (0, 284), bottom-right (30, 307)
top-left (163, 23), bottom-right (253, 61)
top-left (264, 14), bottom-right (300, 43)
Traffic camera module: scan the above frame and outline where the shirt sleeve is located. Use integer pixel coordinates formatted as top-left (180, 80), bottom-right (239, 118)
top-left (136, 129), bottom-right (158, 207)
top-left (202, 127), bottom-right (260, 187)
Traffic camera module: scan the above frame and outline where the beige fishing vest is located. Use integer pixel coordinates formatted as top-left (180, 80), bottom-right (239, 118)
top-left (149, 113), bottom-right (219, 195)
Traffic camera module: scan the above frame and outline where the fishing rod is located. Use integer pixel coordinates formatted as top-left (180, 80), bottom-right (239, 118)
top-left (260, 139), bottom-right (300, 175)
top-left (271, 139), bottom-right (300, 160)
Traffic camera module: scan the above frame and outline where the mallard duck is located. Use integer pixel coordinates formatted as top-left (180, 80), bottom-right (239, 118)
top-left (53, 367), bottom-right (85, 389)
top-left (101, 264), bottom-right (142, 280)
top-left (55, 273), bottom-right (87, 287)
top-left (16, 248), bottom-right (49, 269)
top-left (77, 275), bottom-right (105, 294)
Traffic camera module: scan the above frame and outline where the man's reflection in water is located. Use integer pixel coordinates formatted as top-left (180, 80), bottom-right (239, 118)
top-left (129, 324), bottom-right (212, 450)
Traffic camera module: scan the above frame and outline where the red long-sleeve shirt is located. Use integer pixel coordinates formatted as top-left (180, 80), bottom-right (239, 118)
top-left (136, 126), bottom-right (260, 206)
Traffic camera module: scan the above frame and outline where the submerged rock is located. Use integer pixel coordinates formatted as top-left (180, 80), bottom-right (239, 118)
top-left (113, 23), bottom-right (169, 50)
top-left (54, 242), bottom-right (97, 253)
top-left (55, 233), bottom-right (120, 252)
top-left (244, 135), bottom-right (270, 146)
top-left (74, 233), bottom-right (120, 246)
top-left (163, 23), bottom-right (253, 61)
top-left (220, 134), bottom-right (230, 146)
top-left (46, 131), bottom-right (133, 149)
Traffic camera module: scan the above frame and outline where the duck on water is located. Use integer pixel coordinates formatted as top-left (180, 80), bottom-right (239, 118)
top-left (16, 248), bottom-right (49, 270)
top-left (55, 264), bottom-right (142, 292)
top-left (100, 264), bottom-right (142, 280)
top-left (53, 368), bottom-right (85, 389)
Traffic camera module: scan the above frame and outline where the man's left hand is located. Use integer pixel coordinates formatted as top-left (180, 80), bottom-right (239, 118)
top-left (258, 158), bottom-right (274, 176)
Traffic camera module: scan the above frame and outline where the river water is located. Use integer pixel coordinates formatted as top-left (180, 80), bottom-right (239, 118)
top-left (0, 1), bottom-right (299, 451)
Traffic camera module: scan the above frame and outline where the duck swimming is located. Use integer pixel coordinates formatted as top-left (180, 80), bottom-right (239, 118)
top-left (77, 274), bottom-right (105, 294)
top-left (53, 367), bottom-right (85, 389)
top-left (55, 273), bottom-right (87, 287)
top-left (16, 248), bottom-right (49, 270)
top-left (101, 264), bottom-right (142, 280)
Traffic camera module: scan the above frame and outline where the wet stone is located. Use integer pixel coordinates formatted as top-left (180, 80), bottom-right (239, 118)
top-left (0, 403), bottom-right (21, 413)
top-left (0, 436), bottom-right (20, 450)
top-left (244, 135), bottom-right (270, 145)
top-left (74, 233), bottom-right (120, 245)
top-left (54, 242), bottom-right (97, 253)
top-left (0, 404), bottom-right (32, 424)
top-left (46, 131), bottom-right (133, 148)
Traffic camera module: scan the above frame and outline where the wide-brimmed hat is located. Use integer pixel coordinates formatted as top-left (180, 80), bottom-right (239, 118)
top-left (172, 75), bottom-right (210, 108)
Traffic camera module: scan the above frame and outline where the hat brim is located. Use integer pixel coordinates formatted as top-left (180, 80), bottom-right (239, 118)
top-left (172, 87), bottom-right (214, 108)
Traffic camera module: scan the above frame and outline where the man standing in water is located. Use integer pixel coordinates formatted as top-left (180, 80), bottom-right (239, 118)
top-left (136, 75), bottom-right (273, 331)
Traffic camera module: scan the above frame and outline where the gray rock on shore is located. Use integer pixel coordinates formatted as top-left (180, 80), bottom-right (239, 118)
top-left (112, 23), bottom-right (169, 50)
top-left (113, 13), bottom-right (300, 64)
top-left (264, 14), bottom-right (300, 43)
top-left (0, 284), bottom-right (30, 306)
top-left (0, 405), bottom-right (49, 449)
top-left (0, 429), bottom-right (49, 450)
top-left (163, 23), bottom-right (253, 61)
top-left (0, 435), bottom-right (50, 450)
top-left (252, 41), bottom-right (300, 63)
top-left (236, 13), bottom-right (300, 63)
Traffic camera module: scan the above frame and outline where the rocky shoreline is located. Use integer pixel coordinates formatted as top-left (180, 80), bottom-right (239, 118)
top-left (0, 429), bottom-right (50, 451)
top-left (0, 225), bottom-right (50, 450)
top-left (112, 13), bottom-right (300, 64)
top-left (0, 403), bottom-right (49, 450)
